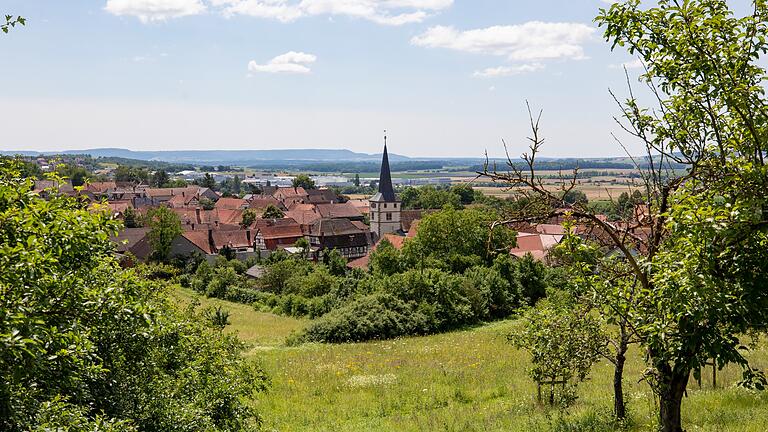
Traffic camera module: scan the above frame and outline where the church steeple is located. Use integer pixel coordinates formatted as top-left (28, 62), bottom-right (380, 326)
top-left (378, 131), bottom-right (397, 202)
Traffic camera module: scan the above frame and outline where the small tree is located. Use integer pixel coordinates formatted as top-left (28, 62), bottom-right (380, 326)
top-left (241, 208), bottom-right (258, 227)
top-left (147, 206), bottom-right (182, 262)
top-left (292, 174), bottom-right (316, 190)
top-left (353, 173), bottom-right (361, 187)
top-left (199, 197), bottom-right (215, 210)
top-left (123, 206), bottom-right (142, 228)
top-left (200, 173), bottom-right (216, 189)
top-left (151, 170), bottom-right (169, 188)
top-left (510, 299), bottom-right (606, 407)
top-left (262, 204), bottom-right (284, 219)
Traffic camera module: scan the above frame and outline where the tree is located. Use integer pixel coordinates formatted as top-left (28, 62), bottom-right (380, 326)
top-left (0, 160), bottom-right (265, 431)
top-left (147, 206), bottom-right (182, 262)
top-left (294, 237), bottom-right (310, 259)
top-left (509, 299), bottom-right (605, 407)
top-left (123, 206), bottom-right (142, 228)
top-left (200, 173), bottom-right (216, 189)
top-left (563, 189), bottom-right (588, 205)
top-left (200, 197), bottom-right (215, 210)
top-left (151, 169), bottom-right (169, 188)
top-left (2, 15), bottom-right (25, 34)
top-left (403, 206), bottom-right (516, 273)
top-left (451, 183), bottom-right (476, 205)
top-left (262, 204), bottom-right (284, 219)
top-left (292, 174), bottom-right (316, 190)
top-left (482, 2), bottom-right (768, 429)
top-left (369, 238), bottom-right (403, 276)
top-left (353, 173), bottom-right (361, 187)
top-left (323, 248), bottom-right (348, 277)
top-left (241, 208), bottom-right (259, 227)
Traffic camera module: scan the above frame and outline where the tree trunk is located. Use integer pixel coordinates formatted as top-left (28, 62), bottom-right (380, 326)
top-left (613, 346), bottom-right (627, 420)
top-left (658, 368), bottom-right (690, 432)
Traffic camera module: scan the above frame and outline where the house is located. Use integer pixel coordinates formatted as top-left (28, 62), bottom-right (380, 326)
top-left (167, 194), bottom-right (199, 208)
top-left (111, 227), bottom-right (152, 264)
top-left (306, 188), bottom-right (340, 204)
top-left (308, 218), bottom-right (372, 260)
top-left (253, 218), bottom-right (304, 250)
top-left (215, 197), bottom-right (248, 210)
top-left (509, 232), bottom-right (564, 262)
top-left (212, 230), bottom-right (255, 253)
top-left (84, 181), bottom-right (117, 195)
top-left (272, 186), bottom-right (308, 203)
top-left (316, 202), bottom-right (364, 221)
top-left (246, 195), bottom-right (284, 211)
top-left (284, 207), bottom-right (322, 232)
top-left (171, 230), bottom-right (215, 257)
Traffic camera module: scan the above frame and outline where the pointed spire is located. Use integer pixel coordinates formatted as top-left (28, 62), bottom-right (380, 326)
top-left (378, 130), bottom-right (397, 202)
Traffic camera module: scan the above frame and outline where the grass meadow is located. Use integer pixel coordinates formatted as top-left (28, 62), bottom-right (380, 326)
top-left (180, 289), bottom-right (768, 432)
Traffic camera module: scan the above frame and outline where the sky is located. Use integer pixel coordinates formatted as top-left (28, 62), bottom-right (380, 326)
top-left (0, 0), bottom-right (654, 158)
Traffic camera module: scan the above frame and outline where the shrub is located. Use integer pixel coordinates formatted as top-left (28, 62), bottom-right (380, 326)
top-left (296, 293), bottom-right (431, 343)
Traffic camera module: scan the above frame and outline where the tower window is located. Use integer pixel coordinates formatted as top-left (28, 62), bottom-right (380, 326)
top-left (386, 212), bottom-right (392, 221)
top-left (371, 213), bottom-right (375, 220)
top-left (371, 203), bottom-right (376, 209)
top-left (383, 203), bottom-right (387, 208)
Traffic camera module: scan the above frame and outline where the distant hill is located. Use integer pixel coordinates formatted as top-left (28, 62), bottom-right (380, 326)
top-left (1, 148), bottom-right (413, 164)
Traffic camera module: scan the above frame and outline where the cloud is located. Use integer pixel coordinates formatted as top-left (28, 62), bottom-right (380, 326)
top-left (411, 22), bottom-right (595, 62)
top-left (105, 0), bottom-right (207, 22)
top-left (247, 51), bottom-right (317, 74)
top-left (473, 63), bottom-right (544, 77)
top-left (212, 0), bottom-right (451, 25)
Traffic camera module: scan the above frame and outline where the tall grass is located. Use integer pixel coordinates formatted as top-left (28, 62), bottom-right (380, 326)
top-left (179, 289), bottom-right (768, 431)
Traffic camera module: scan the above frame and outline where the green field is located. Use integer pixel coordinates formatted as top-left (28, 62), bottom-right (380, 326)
top-left (182, 290), bottom-right (768, 432)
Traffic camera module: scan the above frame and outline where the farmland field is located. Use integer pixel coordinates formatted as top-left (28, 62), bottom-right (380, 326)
top-left (183, 289), bottom-right (768, 432)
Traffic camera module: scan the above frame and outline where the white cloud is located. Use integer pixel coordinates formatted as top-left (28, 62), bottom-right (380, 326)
top-left (248, 51), bottom-right (317, 74)
top-left (105, 0), bottom-right (206, 22)
top-left (473, 63), bottom-right (544, 78)
top-left (212, 0), bottom-right (451, 25)
top-left (411, 22), bottom-right (595, 62)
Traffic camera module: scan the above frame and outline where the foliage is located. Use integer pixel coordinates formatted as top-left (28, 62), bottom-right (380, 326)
top-left (200, 197), bottom-right (215, 210)
top-left (292, 174), bottom-right (316, 190)
top-left (114, 165), bottom-right (150, 184)
top-left (150, 170), bottom-right (169, 188)
top-left (200, 173), bottom-right (216, 189)
top-left (2, 15), bottom-right (25, 34)
top-left (403, 206), bottom-right (516, 273)
top-left (262, 204), bottom-right (285, 219)
top-left (509, 299), bottom-right (606, 407)
top-left (0, 161), bottom-right (266, 431)
top-left (123, 206), bottom-right (143, 228)
top-left (241, 208), bottom-right (259, 227)
top-left (368, 238), bottom-right (403, 276)
top-left (293, 293), bottom-right (430, 344)
top-left (146, 206), bottom-right (182, 262)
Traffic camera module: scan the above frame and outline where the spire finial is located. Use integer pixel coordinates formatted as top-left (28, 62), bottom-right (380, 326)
top-left (384, 130), bottom-right (387, 148)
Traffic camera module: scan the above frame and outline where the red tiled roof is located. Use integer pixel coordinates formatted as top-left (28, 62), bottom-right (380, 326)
top-left (182, 230), bottom-right (214, 254)
top-left (212, 230), bottom-right (251, 249)
top-left (285, 209), bottom-right (321, 226)
top-left (85, 181), bottom-right (117, 193)
top-left (215, 197), bottom-right (248, 210)
top-left (316, 202), bottom-right (363, 219)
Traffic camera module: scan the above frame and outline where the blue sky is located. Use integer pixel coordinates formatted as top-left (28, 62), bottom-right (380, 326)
top-left (0, 1), bottom-right (651, 158)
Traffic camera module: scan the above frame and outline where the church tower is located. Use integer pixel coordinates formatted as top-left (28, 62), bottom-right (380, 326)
top-left (370, 133), bottom-right (401, 239)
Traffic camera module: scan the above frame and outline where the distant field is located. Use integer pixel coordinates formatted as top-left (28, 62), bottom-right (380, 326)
top-left (477, 183), bottom-right (643, 201)
top-left (182, 290), bottom-right (768, 432)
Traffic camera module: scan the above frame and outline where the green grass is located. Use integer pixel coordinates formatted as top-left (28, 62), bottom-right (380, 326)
top-left (178, 289), bottom-right (768, 431)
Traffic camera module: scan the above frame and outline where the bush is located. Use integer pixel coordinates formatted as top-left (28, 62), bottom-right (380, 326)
top-left (295, 293), bottom-right (431, 343)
